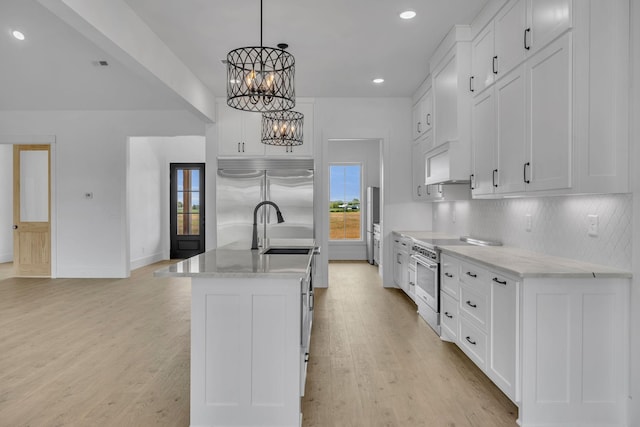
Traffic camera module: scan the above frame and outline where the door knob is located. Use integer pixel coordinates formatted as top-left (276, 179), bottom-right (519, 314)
top-left (12, 225), bottom-right (18, 230)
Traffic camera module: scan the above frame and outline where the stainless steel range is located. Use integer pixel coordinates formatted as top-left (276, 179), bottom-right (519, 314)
top-left (410, 237), bottom-right (501, 335)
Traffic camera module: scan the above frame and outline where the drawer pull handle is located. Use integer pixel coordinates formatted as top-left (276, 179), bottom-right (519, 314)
top-left (492, 277), bottom-right (507, 285)
top-left (466, 301), bottom-right (477, 308)
top-left (305, 352), bottom-right (310, 362)
top-left (465, 336), bottom-right (477, 346)
top-left (444, 272), bottom-right (454, 278)
top-left (444, 311), bottom-right (453, 319)
top-left (466, 272), bottom-right (477, 278)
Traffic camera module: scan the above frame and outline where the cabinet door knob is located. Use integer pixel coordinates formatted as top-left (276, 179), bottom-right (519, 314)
top-left (445, 272), bottom-right (453, 278)
top-left (466, 300), bottom-right (477, 308)
top-left (426, 113), bottom-right (431, 126)
top-left (493, 169), bottom-right (498, 188)
top-left (444, 311), bottom-right (453, 319)
top-left (466, 271), bottom-right (477, 278)
top-left (12, 225), bottom-right (18, 230)
top-left (469, 76), bottom-right (475, 92)
top-left (470, 174), bottom-right (475, 190)
top-left (465, 336), bottom-right (477, 346)
top-left (493, 277), bottom-right (507, 285)
top-left (237, 142), bottom-right (241, 152)
top-left (493, 56), bottom-right (498, 74)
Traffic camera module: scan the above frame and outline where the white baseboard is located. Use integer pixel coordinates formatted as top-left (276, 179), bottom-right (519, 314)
top-left (130, 252), bottom-right (165, 270)
top-left (0, 253), bottom-right (13, 263)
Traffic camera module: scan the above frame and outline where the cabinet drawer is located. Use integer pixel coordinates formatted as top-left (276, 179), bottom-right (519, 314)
top-left (459, 261), bottom-right (488, 289)
top-left (459, 284), bottom-right (489, 330)
top-left (441, 256), bottom-right (460, 299)
top-left (440, 291), bottom-right (459, 342)
top-left (459, 316), bottom-right (487, 371)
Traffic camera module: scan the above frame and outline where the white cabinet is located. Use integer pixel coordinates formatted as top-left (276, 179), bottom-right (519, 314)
top-left (528, 0), bottom-right (572, 53)
top-left (440, 254), bottom-right (461, 343)
top-left (471, 89), bottom-right (496, 196)
top-left (494, 65), bottom-right (526, 194)
top-left (494, 0), bottom-right (527, 77)
top-left (525, 33), bottom-right (571, 192)
top-left (412, 89), bottom-right (433, 141)
top-left (218, 100), bottom-right (314, 157)
top-left (441, 251), bottom-right (630, 426)
top-left (411, 139), bottom-right (428, 200)
top-left (488, 273), bottom-right (518, 403)
top-left (217, 103), bottom-right (263, 156)
top-left (471, 22), bottom-right (495, 95)
top-left (392, 235), bottom-right (410, 294)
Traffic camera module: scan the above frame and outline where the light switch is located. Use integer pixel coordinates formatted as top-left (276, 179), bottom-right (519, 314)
top-left (588, 214), bottom-right (599, 237)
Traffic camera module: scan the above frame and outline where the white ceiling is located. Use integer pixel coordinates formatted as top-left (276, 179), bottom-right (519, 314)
top-left (0, 0), bottom-right (489, 111)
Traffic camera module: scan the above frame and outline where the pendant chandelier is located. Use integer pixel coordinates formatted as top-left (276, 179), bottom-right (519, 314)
top-left (226, 0), bottom-right (296, 113)
top-left (261, 110), bottom-right (304, 146)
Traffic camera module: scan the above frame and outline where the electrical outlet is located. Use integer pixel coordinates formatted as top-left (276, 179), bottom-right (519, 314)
top-left (588, 214), bottom-right (599, 237)
top-left (525, 214), bottom-right (532, 232)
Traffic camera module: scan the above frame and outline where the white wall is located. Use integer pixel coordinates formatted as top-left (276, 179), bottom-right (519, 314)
top-left (0, 145), bottom-right (13, 263)
top-left (630, 0), bottom-right (639, 423)
top-left (327, 139), bottom-right (380, 261)
top-left (433, 194), bottom-right (632, 270)
top-left (0, 110), bottom-right (205, 278)
top-left (314, 98), bottom-right (432, 288)
top-left (128, 136), bottom-right (205, 270)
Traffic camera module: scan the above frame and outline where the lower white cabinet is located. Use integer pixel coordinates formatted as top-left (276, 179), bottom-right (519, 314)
top-left (440, 252), bottom-right (630, 427)
top-left (392, 234), bottom-right (410, 295)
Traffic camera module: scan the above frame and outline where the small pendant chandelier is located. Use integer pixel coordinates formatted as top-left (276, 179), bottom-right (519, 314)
top-left (226, 0), bottom-right (296, 113)
top-left (261, 110), bottom-right (304, 146)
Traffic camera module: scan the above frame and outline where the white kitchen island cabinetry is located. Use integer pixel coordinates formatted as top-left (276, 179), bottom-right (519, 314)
top-left (155, 244), bottom-right (315, 427)
top-left (439, 247), bottom-right (631, 427)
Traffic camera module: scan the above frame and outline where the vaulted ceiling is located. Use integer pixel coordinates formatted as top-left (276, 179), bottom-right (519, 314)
top-left (1, 0), bottom-right (488, 112)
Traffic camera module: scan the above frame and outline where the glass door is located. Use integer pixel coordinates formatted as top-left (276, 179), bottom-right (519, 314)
top-left (170, 163), bottom-right (205, 259)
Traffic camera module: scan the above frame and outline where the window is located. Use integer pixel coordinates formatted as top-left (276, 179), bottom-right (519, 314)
top-left (329, 164), bottom-right (361, 240)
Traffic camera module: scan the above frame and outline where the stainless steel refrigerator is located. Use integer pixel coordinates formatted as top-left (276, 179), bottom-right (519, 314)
top-left (366, 186), bottom-right (380, 264)
top-left (217, 158), bottom-right (314, 249)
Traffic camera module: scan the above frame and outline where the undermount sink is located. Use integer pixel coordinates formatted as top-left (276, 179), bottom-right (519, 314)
top-left (262, 247), bottom-right (312, 255)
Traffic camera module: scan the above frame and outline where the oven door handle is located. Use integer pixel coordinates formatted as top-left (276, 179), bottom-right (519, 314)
top-left (411, 255), bottom-right (438, 270)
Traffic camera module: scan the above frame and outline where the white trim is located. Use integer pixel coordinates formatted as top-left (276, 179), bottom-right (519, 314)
top-left (0, 135), bottom-right (56, 144)
top-left (130, 252), bottom-right (164, 270)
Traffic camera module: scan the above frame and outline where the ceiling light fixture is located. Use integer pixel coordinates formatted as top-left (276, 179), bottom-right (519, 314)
top-left (12, 30), bottom-right (25, 41)
top-left (226, 0), bottom-right (296, 112)
top-left (399, 10), bottom-right (417, 20)
top-left (373, 78), bottom-right (385, 84)
top-left (261, 110), bottom-right (304, 146)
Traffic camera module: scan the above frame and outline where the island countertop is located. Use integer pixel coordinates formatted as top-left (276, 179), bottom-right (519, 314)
top-left (154, 238), bottom-right (316, 279)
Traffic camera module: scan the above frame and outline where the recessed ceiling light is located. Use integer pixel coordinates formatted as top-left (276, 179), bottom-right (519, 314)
top-left (12, 30), bottom-right (25, 41)
top-left (399, 10), bottom-right (417, 20)
top-left (373, 78), bottom-right (384, 84)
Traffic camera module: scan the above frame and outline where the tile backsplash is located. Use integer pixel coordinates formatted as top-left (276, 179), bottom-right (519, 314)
top-left (433, 194), bottom-right (633, 270)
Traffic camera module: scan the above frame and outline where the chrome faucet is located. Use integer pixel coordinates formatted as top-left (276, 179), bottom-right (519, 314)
top-left (251, 201), bottom-right (285, 250)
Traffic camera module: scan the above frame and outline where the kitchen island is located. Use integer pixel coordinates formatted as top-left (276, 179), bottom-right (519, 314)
top-left (155, 239), bottom-right (316, 427)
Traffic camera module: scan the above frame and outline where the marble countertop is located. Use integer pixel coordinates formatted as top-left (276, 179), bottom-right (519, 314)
top-left (392, 230), bottom-right (459, 241)
top-left (440, 245), bottom-right (632, 279)
top-left (154, 239), bottom-right (316, 279)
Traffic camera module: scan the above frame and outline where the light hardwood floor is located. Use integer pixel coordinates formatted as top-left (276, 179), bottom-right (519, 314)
top-left (0, 261), bottom-right (517, 426)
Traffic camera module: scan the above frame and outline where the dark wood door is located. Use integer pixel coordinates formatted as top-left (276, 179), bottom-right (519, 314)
top-left (170, 163), bottom-right (205, 259)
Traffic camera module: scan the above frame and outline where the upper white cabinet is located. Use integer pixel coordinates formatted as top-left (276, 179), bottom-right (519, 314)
top-left (470, 22), bottom-right (495, 95)
top-left (217, 100), bottom-right (314, 157)
top-left (471, 89), bottom-right (496, 196)
top-left (217, 104), bottom-right (263, 156)
top-left (525, 33), bottom-right (571, 192)
top-left (474, 0), bottom-right (572, 92)
top-left (412, 78), bottom-right (433, 141)
top-left (470, 0), bottom-right (629, 197)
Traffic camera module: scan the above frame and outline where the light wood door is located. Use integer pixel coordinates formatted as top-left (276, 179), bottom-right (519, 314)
top-left (13, 144), bottom-right (51, 277)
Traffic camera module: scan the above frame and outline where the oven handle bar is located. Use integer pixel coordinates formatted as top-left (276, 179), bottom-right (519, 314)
top-left (411, 254), bottom-right (438, 269)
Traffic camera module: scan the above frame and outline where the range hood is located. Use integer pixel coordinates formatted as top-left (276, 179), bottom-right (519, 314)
top-left (424, 141), bottom-right (471, 185)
